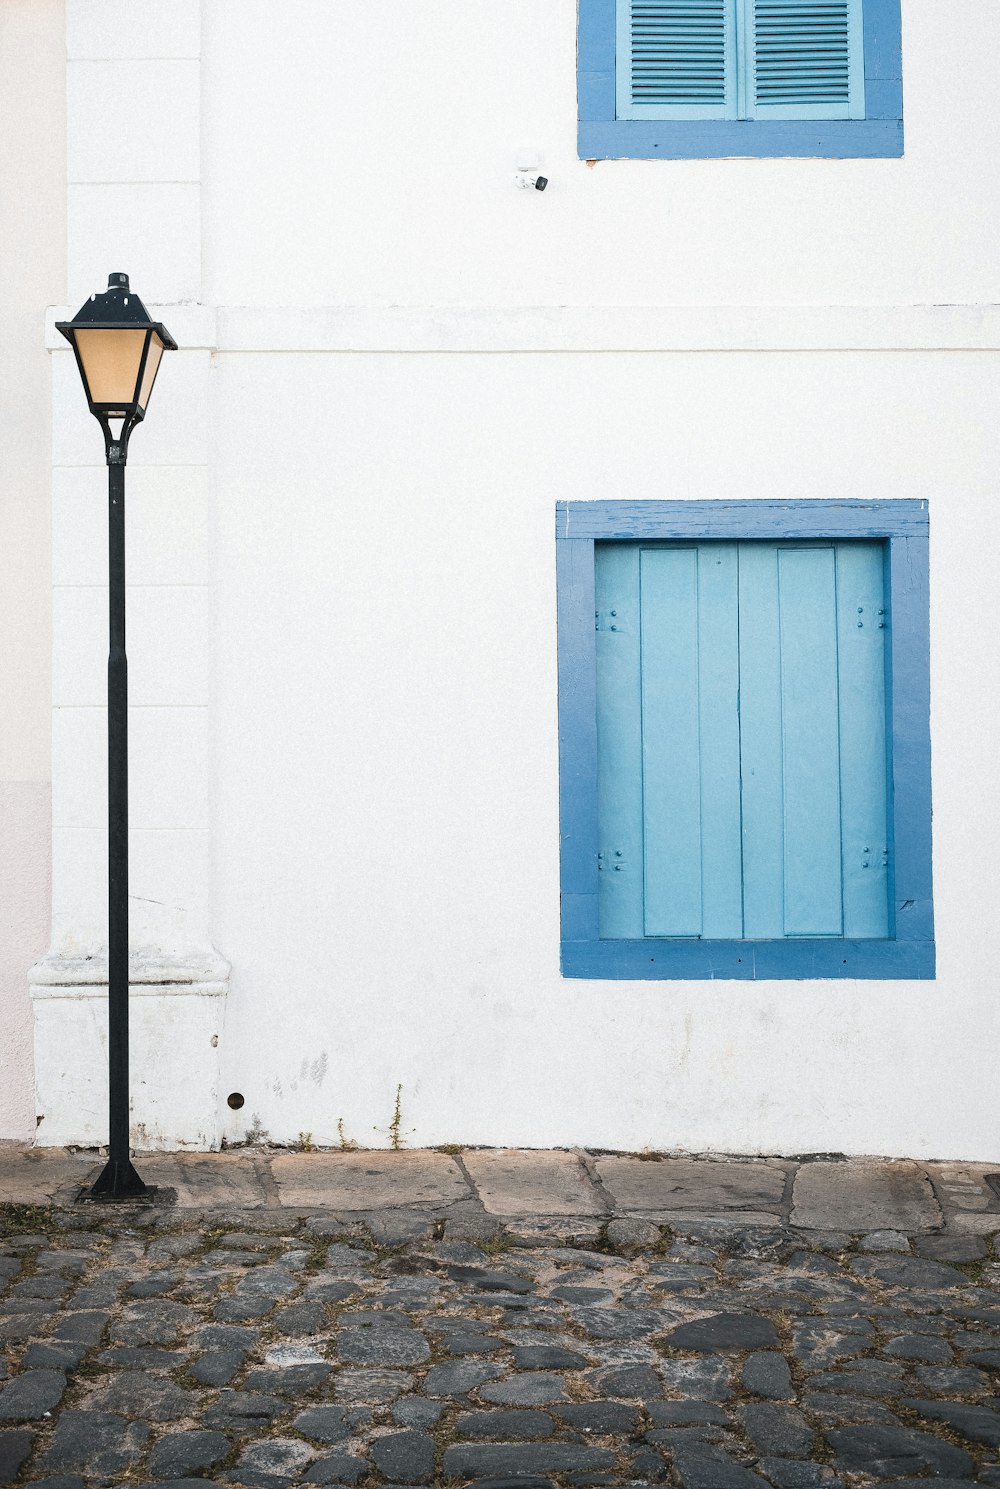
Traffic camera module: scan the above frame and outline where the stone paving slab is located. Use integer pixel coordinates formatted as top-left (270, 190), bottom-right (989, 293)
top-left (462, 1150), bottom-right (605, 1217)
top-left (270, 1151), bottom-right (469, 1209)
top-left (137, 1153), bottom-right (271, 1209)
top-left (596, 1157), bottom-right (789, 1214)
top-left (3, 1149), bottom-right (1000, 1240)
top-left (791, 1160), bottom-right (942, 1233)
top-left (0, 1148), bottom-right (99, 1205)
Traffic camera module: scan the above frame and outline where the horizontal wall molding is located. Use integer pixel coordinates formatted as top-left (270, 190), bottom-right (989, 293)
top-left (30, 948), bottom-right (230, 988)
top-left (47, 302), bottom-right (1000, 354)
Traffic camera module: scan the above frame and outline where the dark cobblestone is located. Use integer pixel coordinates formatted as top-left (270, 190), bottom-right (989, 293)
top-left (370, 1429), bottom-right (436, 1483)
top-left (457, 1408), bottom-right (557, 1438)
top-left (86, 1369), bottom-right (194, 1420)
top-left (912, 1363), bottom-right (990, 1394)
top-left (292, 1404), bottom-right (352, 1442)
top-left (584, 1362), bottom-right (662, 1397)
top-left (902, 1397), bottom-right (1000, 1445)
top-left (244, 1361), bottom-right (334, 1393)
top-left (659, 1353), bottom-right (734, 1399)
top-left (201, 1388), bottom-right (285, 1429)
top-left (737, 1402), bottom-right (815, 1457)
top-left (881, 1332), bottom-right (953, 1362)
top-left (96, 1344), bottom-right (186, 1369)
top-left (0, 1368), bottom-right (66, 1420)
top-left (827, 1423), bottom-right (975, 1477)
top-left (512, 1343), bottom-right (589, 1369)
top-left (648, 1400), bottom-right (730, 1426)
top-left (109, 1298), bottom-right (197, 1344)
top-left (666, 1311), bottom-right (779, 1351)
top-left (480, 1371), bottom-right (569, 1405)
top-left (743, 1350), bottom-right (795, 1398)
top-left (188, 1347), bottom-right (245, 1384)
top-left (335, 1367), bottom-right (413, 1400)
top-left (22, 1341), bottom-right (87, 1369)
top-left (0, 1429), bottom-right (33, 1481)
top-left (849, 1255), bottom-right (969, 1289)
top-left (51, 1310), bottom-right (108, 1343)
top-left (671, 1445), bottom-right (771, 1488)
top-left (228, 1435), bottom-right (317, 1484)
top-left (146, 1429), bottom-right (232, 1477)
top-left (338, 1326), bottom-right (431, 1366)
top-left (442, 1442), bottom-right (616, 1477)
top-left (423, 1359), bottom-right (504, 1395)
top-left (556, 1400), bottom-right (640, 1433)
top-left (41, 1409), bottom-right (151, 1475)
top-left (301, 1449), bottom-right (369, 1483)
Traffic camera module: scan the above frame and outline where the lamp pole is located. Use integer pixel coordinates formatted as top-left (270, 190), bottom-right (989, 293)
top-left (56, 273), bottom-right (176, 1200)
top-left (101, 440), bottom-right (143, 1197)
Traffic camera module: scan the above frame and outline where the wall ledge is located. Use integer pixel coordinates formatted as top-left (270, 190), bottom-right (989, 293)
top-left (30, 948), bottom-right (230, 991)
top-left (46, 302), bottom-right (1000, 355)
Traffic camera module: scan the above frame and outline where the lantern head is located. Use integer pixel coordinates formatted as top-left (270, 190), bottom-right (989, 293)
top-left (56, 273), bottom-right (177, 461)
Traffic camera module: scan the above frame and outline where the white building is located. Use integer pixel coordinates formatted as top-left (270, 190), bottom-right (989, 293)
top-left (2, 0), bottom-right (999, 1160)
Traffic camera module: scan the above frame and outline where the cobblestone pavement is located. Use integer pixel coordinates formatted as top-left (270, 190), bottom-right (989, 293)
top-left (2, 1178), bottom-right (1000, 1489)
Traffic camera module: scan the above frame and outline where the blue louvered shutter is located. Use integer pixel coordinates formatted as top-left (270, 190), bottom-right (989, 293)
top-left (616, 0), bottom-right (737, 120)
top-left (748, 0), bottom-right (865, 118)
top-left (595, 541), bottom-right (890, 941)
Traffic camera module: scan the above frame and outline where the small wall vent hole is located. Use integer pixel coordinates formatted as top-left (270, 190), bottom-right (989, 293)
top-left (227, 1092), bottom-right (245, 1110)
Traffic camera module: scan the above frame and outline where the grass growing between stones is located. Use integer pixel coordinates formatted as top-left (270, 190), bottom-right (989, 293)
top-left (478, 1233), bottom-right (516, 1258)
top-left (0, 1201), bottom-right (57, 1236)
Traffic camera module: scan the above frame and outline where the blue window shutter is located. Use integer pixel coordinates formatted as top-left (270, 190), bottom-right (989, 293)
top-left (595, 540), bottom-right (889, 943)
top-left (616, 0), bottom-right (737, 120)
top-left (737, 542), bottom-right (785, 938)
top-left (748, 0), bottom-right (865, 119)
top-left (595, 544), bottom-right (644, 938)
top-left (835, 542), bottom-right (890, 937)
top-left (776, 548), bottom-right (844, 934)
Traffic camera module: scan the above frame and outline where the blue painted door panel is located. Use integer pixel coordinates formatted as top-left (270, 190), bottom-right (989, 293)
top-left (595, 539), bottom-right (890, 941)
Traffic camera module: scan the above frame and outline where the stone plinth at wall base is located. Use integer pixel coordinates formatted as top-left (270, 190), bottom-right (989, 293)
top-left (29, 951), bottom-right (230, 1152)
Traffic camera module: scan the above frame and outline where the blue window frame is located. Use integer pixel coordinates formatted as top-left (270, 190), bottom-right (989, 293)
top-left (556, 500), bottom-right (934, 980)
top-left (579, 0), bottom-right (903, 158)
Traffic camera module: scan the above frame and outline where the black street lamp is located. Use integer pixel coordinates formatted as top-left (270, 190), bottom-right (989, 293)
top-left (56, 273), bottom-right (177, 1200)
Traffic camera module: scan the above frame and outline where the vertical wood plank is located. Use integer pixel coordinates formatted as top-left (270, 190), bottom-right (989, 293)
top-left (595, 545), bottom-right (644, 937)
top-left (557, 537), bottom-right (600, 944)
top-left (696, 543), bottom-right (744, 936)
top-left (887, 534), bottom-right (933, 942)
top-left (836, 541), bottom-right (890, 937)
top-left (738, 542), bottom-right (784, 937)
top-left (778, 547), bottom-right (843, 935)
top-left (640, 548), bottom-right (703, 936)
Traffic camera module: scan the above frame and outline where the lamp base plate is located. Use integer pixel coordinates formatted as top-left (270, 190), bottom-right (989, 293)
top-left (80, 1156), bottom-right (154, 1203)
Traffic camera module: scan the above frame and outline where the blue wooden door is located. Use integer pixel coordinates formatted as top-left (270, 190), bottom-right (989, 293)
top-left (595, 540), bottom-right (889, 940)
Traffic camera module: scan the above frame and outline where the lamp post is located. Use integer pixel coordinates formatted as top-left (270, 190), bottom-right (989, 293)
top-left (56, 274), bottom-right (177, 1200)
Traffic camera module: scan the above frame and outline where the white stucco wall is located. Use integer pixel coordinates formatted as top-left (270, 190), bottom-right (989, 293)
top-left (208, 348), bottom-right (1000, 1159)
top-left (36, 0), bottom-right (1000, 1157)
top-left (199, 0), bottom-right (999, 310)
top-left (0, 0), bottom-right (64, 1140)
